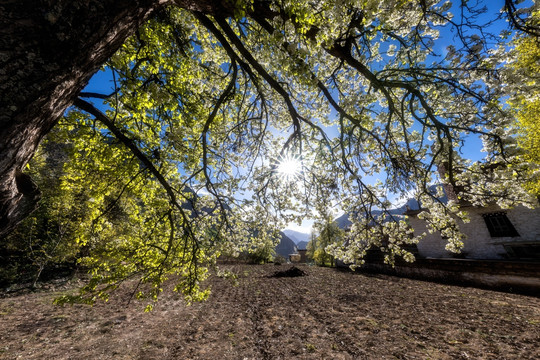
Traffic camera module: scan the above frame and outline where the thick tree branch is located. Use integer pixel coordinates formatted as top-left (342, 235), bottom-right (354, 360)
top-left (504, 0), bottom-right (540, 37)
top-left (213, 16), bottom-right (303, 146)
top-left (73, 98), bottom-right (196, 233)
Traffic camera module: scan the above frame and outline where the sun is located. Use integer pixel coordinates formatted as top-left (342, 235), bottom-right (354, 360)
top-left (277, 155), bottom-right (302, 180)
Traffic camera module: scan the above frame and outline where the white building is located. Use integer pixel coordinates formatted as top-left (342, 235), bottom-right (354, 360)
top-left (406, 200), bottom-right (540, 260)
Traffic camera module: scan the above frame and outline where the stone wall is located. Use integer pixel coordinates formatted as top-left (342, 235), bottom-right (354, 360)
top-left (409, 204), bottom-right (540, 260)
top-left (356, 258), bottom-right (540, 295)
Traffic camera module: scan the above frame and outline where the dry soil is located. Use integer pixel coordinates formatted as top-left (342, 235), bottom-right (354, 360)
top-left (1, 264), bottom-right (539, 359)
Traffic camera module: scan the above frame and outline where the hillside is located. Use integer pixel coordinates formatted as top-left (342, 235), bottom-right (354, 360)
top-left (282, 229), bottom-right (311, 244)
top-left (274, 232), bottom-right (297, 258)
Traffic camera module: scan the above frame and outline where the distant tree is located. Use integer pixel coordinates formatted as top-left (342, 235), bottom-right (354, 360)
top-left (508, 10), bottom-right (540, 194)
top-left (246, 244), bottom-right (276, 264)
top-left (308, 213), bottom-right (344, 267)
top-left (306, 231), bottom-right (317, 263)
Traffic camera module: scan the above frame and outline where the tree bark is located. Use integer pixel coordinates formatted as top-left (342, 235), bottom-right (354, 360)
top-left (0, 0), bottom-right (247, 238)
top-left (0, 0), bottom-right (173, 238)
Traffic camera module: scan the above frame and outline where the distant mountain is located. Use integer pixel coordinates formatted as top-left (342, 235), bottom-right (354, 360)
top-left (296, 241), bottom-right (309, 251)
top-left (334, 207), bottom-right (408, 230)
top-left (275, 232), bottom-right (297, 258)
top-left (282, 229), bottom-right (311, 244)
top-left (335, 213), bottom-right (352, 229)
top-left (334, 185), bottom-right (447, 230)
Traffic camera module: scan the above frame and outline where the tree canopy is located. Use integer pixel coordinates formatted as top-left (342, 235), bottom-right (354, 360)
top-left (2, 0), bottom-right (540, 306)
top-left (510, 8), bottom-right (540, 194)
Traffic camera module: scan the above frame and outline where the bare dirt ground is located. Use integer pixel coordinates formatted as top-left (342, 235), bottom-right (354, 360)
top-left (0, 264), bottom-right (539, 359)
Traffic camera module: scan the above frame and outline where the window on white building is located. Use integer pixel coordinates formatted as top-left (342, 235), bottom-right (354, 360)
top-left (482, 212), bottom-right (520, 238)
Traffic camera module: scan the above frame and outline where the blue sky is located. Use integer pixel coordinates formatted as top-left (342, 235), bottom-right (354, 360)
top-left (82, 1), bottom-right (522, 235)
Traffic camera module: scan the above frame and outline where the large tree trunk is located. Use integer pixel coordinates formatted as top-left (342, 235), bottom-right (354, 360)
top-left (0, 0), bottom-right (239, 238)
top-left (0, 0), bottom-right (172, 238)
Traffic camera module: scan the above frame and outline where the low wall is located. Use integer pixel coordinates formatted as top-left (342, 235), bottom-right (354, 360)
top-left (347, 258), bottom-right (540, 295)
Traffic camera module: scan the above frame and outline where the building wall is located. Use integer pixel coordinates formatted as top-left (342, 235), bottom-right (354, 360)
top-left (410, 204), bottom-right (540, 260)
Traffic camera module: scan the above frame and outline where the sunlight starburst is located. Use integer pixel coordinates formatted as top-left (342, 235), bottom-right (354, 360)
top-left (276, 155), bottom-right (302, 181)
